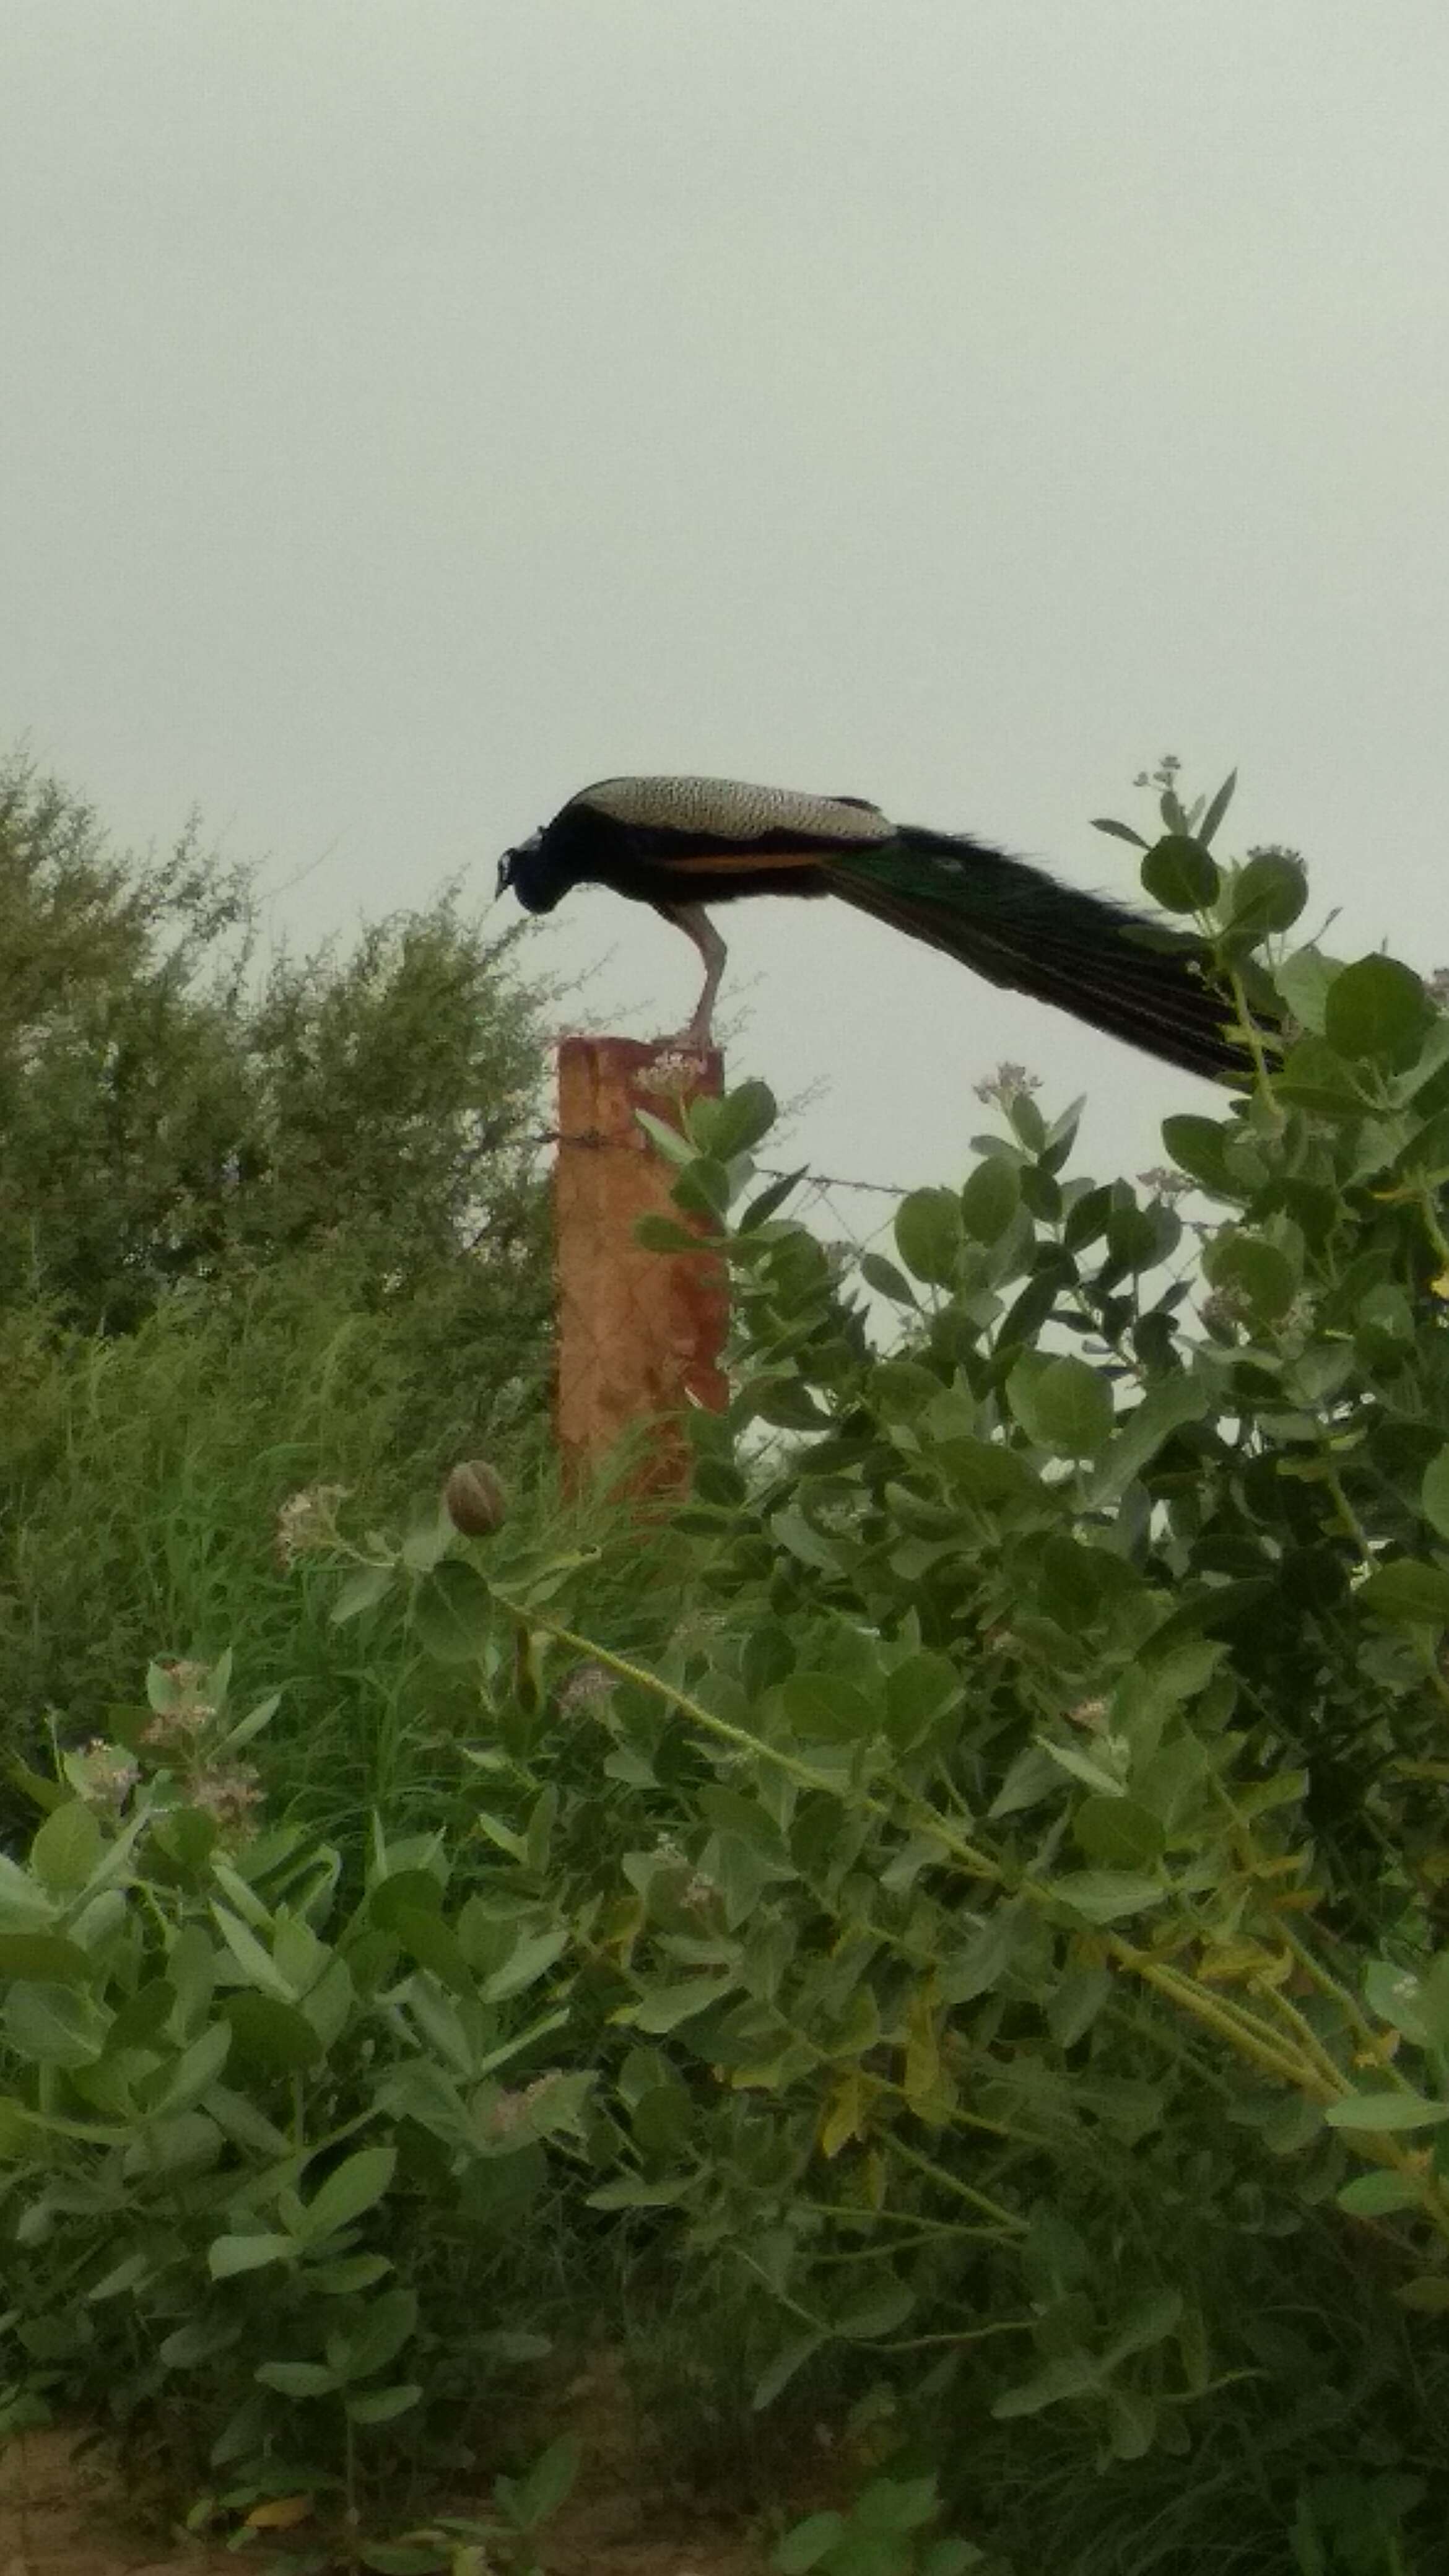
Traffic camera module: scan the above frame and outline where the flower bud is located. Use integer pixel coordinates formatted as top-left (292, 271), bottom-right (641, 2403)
top-left (443, 1458), bottom-right (507, 1538)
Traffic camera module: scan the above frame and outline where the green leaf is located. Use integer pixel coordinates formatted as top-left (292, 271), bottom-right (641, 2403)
top-left (1323, 955), bottom-right (1429, 1063)
top-left (695, 1079), bottom-right (777, 1160)
top-left (495, 2432), bottom-right (580, 2532)
top-left (1394, 2276), bottom-right (1449, 2313)
top-left (219, 1991), bottom-right (323, 2074)
top-left (1073, 1798), bottom-right (1166, 1869)
top-left (1090, 817), bottom-right (1149, 850)
top-left (30, 1803), bottom-right (102, 1895)
top-left (345, 2382), bottom-right (422, 2424)
top-left (331, 2284), bottom-right (417, 2379)
top-left (401, 1508), bottom-right (450, 1574)
top-left (1160, 1113), bottom-right (1237, 1199)
top-left (5, 1982), bottom-right (107, 2067)
top-left (1358, 1562), bottom-right (1449, 1628)
top-left (302, 2144), bottom-right (397, 2240)
top-left (1203, 1232), bottom-right (1297, 1323)
top-left (330, 1565), bottom-right (395, 1626)
top-left (992, 2350), bottom-right (1103, 2419)
top-left (158, 2315), bottom-right (241, 2367)
top-left (145, 2018), bottom-right (232, 2117)
top-left (1229, 850), bottom-right (1307, 933)
top-left (959, 1157), bottom-right (1020, 1243)
top-left (741, 1167), bottom-right (807, 1229)
top-left (753, 2328), bottom-right (827, 2411)
top-left (1048, 1965), bottom-right (1113, 2047)
top-left (310, 2254), bottom-right (394, 2294)
top-left (387, 1905), bottom-right (474, 1998)
top-left (1197, 769), bottom-right (1238, 848)
top-left (852, 2475), bottom-right (941, 2535)
top-left (625, 1977), bottom-right (731, 2033)
top-left (1323, 2091), bottom-right (1449, 2132)
top-left (1274, 947), bottom-right (1339, 1033)
top-left (773, 2510), bottom-right (846, 2572)
top-left (1082, 1373), bottom-right (1209, 1507)
top-left (633, 1213), bottom-right (707, 1253)
top-left (411, 1559), bottom-right (494, 1663)
top-left (858, 1252), bottom-right (918, 1305)
top-left (209, 2232), bottom-right (296, 2278)
top-left (1051, 1871), bottom-right (1165, 1924)
top-left (633, 1108), bottom-right (694, 1165)
top-left (87, 2251), bottom-right (154, 2303)
top-left (894, 1188), bottom-right (964, 1286)
top-left (884, 1653), bottom-right (961, 1742)
top-left (1421, 1450), bottom-right (1449, 1544)
top-left (0, 1933), bottom-right (92, 1985)
top-left (1336, 2172), bottom-right (1421, 2216)
top-left (1007, 1354), bottom-right (1114, 1456)
top-left (778, 1671), bottom-right (878, 1743)
top-left (482, 1923), bottom-right (570, 2003)
top-left (210, 1904), bottom-right (294, 2001)
top-left (769, 1508), bottom-right (841, 1573)
top-left (255, 2359), bottom-right (339, 2397)
top-left (1141, 835), bottom-right (1220, 913)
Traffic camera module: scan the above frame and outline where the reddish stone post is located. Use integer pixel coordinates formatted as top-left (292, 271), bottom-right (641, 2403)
top-left (554, 1038), bottom-right (729, 1495)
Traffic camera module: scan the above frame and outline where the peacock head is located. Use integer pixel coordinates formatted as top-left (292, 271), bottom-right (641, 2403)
top-left (496, 825), bottom-right (555, 913)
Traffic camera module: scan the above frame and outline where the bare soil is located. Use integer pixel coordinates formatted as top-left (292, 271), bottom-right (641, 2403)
top-left (0, 2356), bottom-right (806, 2575)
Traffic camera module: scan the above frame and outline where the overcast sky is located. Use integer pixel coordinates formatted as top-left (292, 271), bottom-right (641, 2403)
top-left (5, 1), bottom-right (1448, 1212)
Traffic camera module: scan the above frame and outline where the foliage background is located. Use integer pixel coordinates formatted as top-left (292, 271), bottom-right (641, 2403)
top-left (2, 759), bottom-right (1449, 2575)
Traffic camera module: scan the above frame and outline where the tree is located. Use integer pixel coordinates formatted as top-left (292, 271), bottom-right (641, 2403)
top-left (0, 751), bottom-right (555, 1355)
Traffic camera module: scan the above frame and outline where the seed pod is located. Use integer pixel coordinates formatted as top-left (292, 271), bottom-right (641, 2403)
top-left (443, 1458), bottom-right (507, 1539)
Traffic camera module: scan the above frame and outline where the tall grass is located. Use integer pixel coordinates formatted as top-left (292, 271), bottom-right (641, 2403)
top-left (0, 1249), bottom-right (708, 1862)
top-left (0, 1255), bottom-right (551, 1827)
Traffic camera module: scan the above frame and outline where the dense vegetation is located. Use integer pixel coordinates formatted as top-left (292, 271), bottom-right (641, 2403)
top-left (3, 757), bottom-right (1449, 2574)
top-left (0, 754), bottom-right (555, 1817)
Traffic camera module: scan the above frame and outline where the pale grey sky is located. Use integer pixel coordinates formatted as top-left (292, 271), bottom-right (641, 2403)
top-left (4, 1), bottom-right (1448, 1201)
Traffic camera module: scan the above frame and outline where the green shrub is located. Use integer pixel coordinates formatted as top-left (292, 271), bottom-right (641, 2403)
top-left (8, 763), bottom-right (1449, 2572)
top-left (373, 768), bottom-right (1449, 2567)
top-left (0, 1647), bottom-right (590, 2561)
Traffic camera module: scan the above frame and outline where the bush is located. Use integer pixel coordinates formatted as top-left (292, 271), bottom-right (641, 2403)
top-left (7, 763), bottom-right (1449, 2571)
top-left (383, 768), bottom-right (1449, 2568)
top-left (0, 749), bottom-right (552, 1335)
top-left (0, 1650), bottom-right (585, 2562)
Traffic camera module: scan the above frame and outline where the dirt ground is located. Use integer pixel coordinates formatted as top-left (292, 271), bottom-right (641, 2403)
top-left (0, 2358), bottom-right (794, 2575)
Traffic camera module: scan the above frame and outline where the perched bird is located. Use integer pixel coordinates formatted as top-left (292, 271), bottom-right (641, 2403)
top-left (497, 775), bottom-right (1260, 1081)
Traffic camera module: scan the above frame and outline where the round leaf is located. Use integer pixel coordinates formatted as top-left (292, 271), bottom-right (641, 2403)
top-left (1008, 1355), bottom-right (1114, 1457)
top-left (694, 1079), bottom-right (777, 1160)
top-left (1229, 851), bottom-right (1308, 935)
top-left (411, 1559), bottom-right (494, 1664)
top-left (30, 1802), bottom-right (102, 1895)
top-left (1358, 1560), bottom-right (1449, 1628)
top-left (1323, 954), bottom-right (1430, 1063)
top-left (1141, 835), bottom-right (1221, 914)
top-left (894, 1188), bottom-right (963, 1286)
top-left (1422, 1447), bottom-right (1449, 1544)
top-left (959, 1157), bottom-right (1020, 1244)
top-left (1203, 1233), bottom-right (1297, 1324)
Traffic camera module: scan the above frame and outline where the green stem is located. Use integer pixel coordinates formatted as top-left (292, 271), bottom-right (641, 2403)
top-left (884, 2132), bottom-right (1026, 2233)
top-left (1227, 964), bottom-right (1279, 1107)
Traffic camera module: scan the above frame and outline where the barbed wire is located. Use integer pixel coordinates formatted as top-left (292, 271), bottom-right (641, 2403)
top-left (524, 1129), bottom-right (912, 1201)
